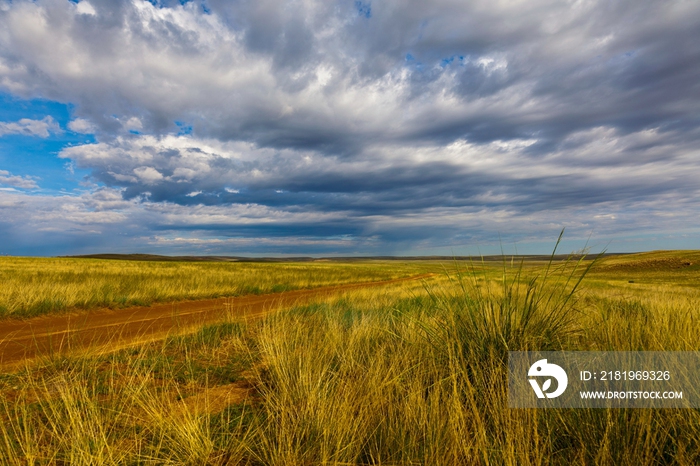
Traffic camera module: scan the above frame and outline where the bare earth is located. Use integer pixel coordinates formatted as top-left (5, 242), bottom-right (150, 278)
top-left (0, 274), bottom-right (432, 368)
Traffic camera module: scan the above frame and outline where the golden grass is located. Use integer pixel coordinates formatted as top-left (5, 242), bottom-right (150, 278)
top-left (0, 257), bottom-right (434, 318)
top-left (1, 252), bottom-right (700, 464)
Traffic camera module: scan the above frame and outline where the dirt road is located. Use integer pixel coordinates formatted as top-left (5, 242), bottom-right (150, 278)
top-left (0, 274), bottom-right (432, 368)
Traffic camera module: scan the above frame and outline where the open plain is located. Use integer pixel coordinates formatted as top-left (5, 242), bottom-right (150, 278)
top-left (1, 251), bottom-right (700, 465)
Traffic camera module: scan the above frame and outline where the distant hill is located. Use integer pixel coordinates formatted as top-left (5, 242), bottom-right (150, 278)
top-left (592, 250), bottom-right (700, 271)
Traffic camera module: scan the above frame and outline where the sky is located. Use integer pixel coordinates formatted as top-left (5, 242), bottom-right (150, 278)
top-left (0, 0), bottom-right (699, 257)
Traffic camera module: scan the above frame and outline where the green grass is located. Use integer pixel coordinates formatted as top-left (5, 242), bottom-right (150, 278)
top-left (1, 251), bottom-right (700, 464)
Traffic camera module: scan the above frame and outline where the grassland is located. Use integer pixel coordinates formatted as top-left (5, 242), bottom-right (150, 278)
top-left (0, 257), bottom-right (434, 318)
top-left (1, 251), bottom-right (700, 464)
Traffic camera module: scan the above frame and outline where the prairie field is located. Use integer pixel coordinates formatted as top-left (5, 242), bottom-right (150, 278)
top-left (0, 258), bottom-right (431, 319)
top-left (1, 251), bottom-right (700, 464)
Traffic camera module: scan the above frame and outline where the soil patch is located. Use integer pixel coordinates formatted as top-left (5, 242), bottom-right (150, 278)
top-left (0, 274), bottom-right (432, 369)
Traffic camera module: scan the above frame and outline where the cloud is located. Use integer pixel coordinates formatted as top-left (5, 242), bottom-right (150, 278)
top-left (1, 183), bottom-right (699, 256)
top-left (133, 166), bottom-right (164, 184)
top-left (0, 116), bottom-right (59, 137)
top-left (2, 0), bottom-right (696, 151)
top-left (68, 117), bottom-right (96, 134)
top-left (0, 0), bottom-right (699, 254)
top-left (0, 170), bottom-right (38, 189)
top-left (53, 126), bottom-right (700, 229)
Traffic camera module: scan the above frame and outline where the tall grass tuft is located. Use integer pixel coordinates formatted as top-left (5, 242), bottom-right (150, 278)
top-left (424, 231), bottom-right (598, 366)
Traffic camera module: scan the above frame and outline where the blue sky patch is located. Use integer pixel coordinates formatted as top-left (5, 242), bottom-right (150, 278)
top-left (0, 94), bottom-right (94, 193)
top-left (355, 1), bottom-right (371, 18)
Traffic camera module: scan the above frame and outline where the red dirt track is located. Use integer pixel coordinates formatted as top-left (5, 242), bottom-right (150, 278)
top-left (0, 274), bottom-right (432, 368)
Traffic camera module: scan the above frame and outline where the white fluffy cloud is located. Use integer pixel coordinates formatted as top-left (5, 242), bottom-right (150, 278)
top-left (0, 170), bottom-right (38, 189)
top-left (0, 116), bottom-right (59, 137)
top-left (68, 117), bottom-right (96, 134)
